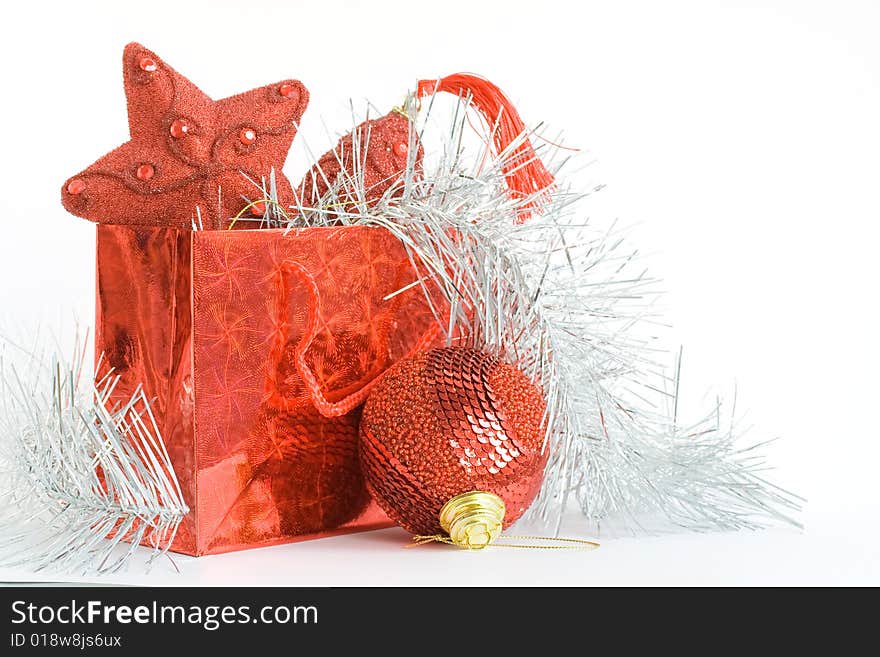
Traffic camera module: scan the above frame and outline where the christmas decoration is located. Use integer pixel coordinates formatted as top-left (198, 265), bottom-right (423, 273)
top-left (0, 337), bottom-right (188, 574)
top-left (292, 73), bottom-right (554, 219)
top-left (61, 43), bottom-right (308, 229)
top-left (92, 223), bottom-right (438, 555)
top-left (295, 109), bottom-right (422, 209)
top-left (359, 347), bottom-right (548, 545)
top-left (1, 39), bottom-right (802, 571)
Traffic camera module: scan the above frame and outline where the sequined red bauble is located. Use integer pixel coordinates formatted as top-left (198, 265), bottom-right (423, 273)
top-left (359, 347), bottom-right (548, 535)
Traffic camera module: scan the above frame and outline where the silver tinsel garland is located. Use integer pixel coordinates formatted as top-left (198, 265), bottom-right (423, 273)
top-left (0, 334), bottom-right (188, 574)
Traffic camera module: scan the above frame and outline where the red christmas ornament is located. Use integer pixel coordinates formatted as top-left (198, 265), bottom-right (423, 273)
top-left (296, 110), bottom-right (423, 207)
top-left (61, 42), bottom-right (309, 229)
top-left (359, 347), bottom-right (548, 547)
top-left (294, 73), bottom-right (554, 220)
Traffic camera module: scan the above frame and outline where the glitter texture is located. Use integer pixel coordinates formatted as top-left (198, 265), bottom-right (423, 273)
top-left (359, 347), bottom-right (548, 535)
top-left (296, 110), bottom-right (422, 209)
top-left (61, 42), bottom-right (308, 229)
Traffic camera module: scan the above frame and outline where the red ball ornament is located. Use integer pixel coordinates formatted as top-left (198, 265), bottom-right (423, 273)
top-left (359, 347), bottom-right (548, 548)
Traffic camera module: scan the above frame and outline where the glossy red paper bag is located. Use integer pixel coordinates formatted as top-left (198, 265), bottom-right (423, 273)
top-left (96, 224), bottom-right (438, 555)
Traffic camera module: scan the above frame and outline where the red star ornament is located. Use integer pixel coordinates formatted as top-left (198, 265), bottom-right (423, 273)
top-left (62, 43), bottom-right (308, 229)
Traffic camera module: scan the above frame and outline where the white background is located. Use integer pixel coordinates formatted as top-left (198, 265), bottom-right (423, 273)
top-left (1, 0), bottom-right (878, 585)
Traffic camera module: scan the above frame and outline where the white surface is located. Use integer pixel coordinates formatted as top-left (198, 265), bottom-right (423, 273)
top-left (1, 0), bottom-right (879, 585)
top-left (0, 503), bottom-right (876, 586)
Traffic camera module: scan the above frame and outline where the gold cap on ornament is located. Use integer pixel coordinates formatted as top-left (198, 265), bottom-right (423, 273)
top-left (409, 490), bottom-right (599, 550)
top-left (438, 491), bottom-right (506, 550)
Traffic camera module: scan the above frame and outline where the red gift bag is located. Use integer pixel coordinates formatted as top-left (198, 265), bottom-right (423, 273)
top-left (96, 224), bottom-right (440, 555)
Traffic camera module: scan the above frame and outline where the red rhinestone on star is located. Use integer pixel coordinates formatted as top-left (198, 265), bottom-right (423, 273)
top-left (279, 83), bottom-right (299, 98)
top-left (239, 128), bottom-right (257, 145)
top-left (67, 179), bottom-right (86, 195)
top-left (136, 164), bottom-right (155, 181)
top-left (250, 201), bottom-right (267, 216)
top-left (139, 56), bottom-right (157, 72)
top-left (169, 119), bottom-right (189, 138)
top-left (394, 141), bottom-right (408, 157)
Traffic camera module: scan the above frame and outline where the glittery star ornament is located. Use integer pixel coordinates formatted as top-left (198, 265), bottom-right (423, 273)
top-left (359, 347), bottom-right (549, 536)
top-left (62, 43), bottom-right (308, 229)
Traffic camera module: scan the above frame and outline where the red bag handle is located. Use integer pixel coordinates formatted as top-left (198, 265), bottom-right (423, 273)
top-left (265, 259), bottom-right (440, 418)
